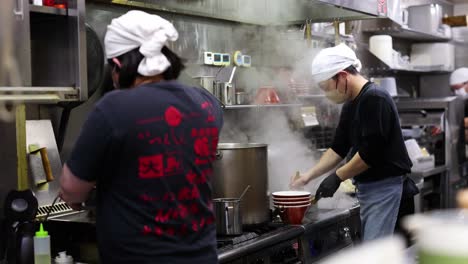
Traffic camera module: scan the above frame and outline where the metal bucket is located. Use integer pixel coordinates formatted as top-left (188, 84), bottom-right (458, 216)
top-left (212, 143), bottom-right (269, 225)
top-left (213, 82), bottom-right (235, 105)
top-left (213, 198), bottom-right (242, 235)
top-left (193, 76), bottom-right (215, 94)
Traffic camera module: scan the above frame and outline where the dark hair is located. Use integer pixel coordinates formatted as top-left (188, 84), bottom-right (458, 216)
top-left (332, 65), bottom-right (359, 80)
top-left (107, 46), bottom-right (185, 88)
top-left (161, 46), bottom-right (185, 80)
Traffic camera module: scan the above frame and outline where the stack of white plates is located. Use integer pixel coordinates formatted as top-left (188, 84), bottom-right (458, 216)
top-left (272, 191), bottom-right (312, 208)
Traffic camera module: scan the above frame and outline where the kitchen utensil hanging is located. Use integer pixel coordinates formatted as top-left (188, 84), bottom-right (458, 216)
top-left (239, 185), bottom-right (250, 201)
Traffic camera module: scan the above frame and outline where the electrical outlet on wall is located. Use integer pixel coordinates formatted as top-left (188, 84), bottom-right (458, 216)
top-left (222, 53), bottom-right (231, 66)
top-left (213, 53), bottom-right (223, 66)
top-left (242, 55), bottom-right (251, 67)
top-left (204, 52), bottom-right (214, 65)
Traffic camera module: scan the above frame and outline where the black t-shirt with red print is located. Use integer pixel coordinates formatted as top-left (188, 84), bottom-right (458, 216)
top-left (66, 80), bottom-right (223, 264)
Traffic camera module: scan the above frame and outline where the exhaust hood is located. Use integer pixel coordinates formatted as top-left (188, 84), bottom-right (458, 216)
top-left (102, 0), bottom-right (384, 25)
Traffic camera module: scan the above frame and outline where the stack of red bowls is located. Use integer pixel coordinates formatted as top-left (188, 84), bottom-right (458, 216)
top-left (272, 191), bottom-right (311, 225)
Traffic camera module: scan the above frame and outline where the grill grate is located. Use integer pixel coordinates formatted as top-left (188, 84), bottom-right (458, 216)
top-left (36, 202), bottom-right (73, 219)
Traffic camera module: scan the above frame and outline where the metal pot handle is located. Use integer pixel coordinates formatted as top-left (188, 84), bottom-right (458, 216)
top-left (225, 205), bottom-right (234, 229)
top-left (278, 205), bottom-right (285, 213)
top-left (215, 150), bottom-right (223, 160)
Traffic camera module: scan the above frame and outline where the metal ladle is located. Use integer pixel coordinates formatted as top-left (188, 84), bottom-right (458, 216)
top-left (239, 185), bottom-right (251, 201)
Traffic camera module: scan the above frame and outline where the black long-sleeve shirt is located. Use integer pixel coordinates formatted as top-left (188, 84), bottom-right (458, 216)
top-left (331, 82), bottom-right (412, 183)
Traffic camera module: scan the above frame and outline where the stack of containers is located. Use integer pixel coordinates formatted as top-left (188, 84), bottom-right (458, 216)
top-left (272, 191), bottom-right (312, 225)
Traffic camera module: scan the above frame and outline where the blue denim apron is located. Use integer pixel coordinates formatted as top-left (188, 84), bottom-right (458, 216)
top-left (355, 176), bottom-right (403, 241)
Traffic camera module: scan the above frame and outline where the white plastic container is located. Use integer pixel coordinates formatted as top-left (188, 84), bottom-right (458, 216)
top-left (54, 251), bottom-right (73, 264)
top-left (410, 43), bottom-right (455, 71)
top-left (403, 210), bottom-right (468, 264)
top-left (372, 77), bottom-right (397, 97)
top-left (407, 4), bottom-right (443, 35)
top-left (369, 35), bottom-right (393, 67)
top-left (34, 223), bottom-right (51, 264)
top-left (319, 237), bottom-right (406, 264)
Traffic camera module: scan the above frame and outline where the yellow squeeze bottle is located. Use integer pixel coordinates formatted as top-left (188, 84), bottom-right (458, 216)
top-left (34, 223), bottom-right (51, 264)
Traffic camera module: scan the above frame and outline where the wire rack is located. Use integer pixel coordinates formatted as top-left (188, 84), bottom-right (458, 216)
top-left (36, 202), bottom-right (73, 220)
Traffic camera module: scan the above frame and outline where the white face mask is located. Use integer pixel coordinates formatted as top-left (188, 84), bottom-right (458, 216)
top-left (324, 78), bottom-right (348, 104)
top-left (454, 88), bottom-right (467, 97)
top-left (325, 89), bottom-right (347, 104)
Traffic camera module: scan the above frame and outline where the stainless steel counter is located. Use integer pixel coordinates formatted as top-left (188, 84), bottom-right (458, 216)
top-left (408, 165), bottom-right (450, 210)
top-left (302, 207), bottom-right (353, 228)
top-left (409, 166), bottom-right (448, 178)
top-left (49, 210), bottom-right (95, 223)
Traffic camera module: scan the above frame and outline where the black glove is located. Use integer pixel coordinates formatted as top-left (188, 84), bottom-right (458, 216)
top-left (315, 172), bottom-right (342, 200)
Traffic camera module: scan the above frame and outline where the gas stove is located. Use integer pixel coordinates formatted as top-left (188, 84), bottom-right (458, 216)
top-left (217, 223), bottom-right (283, 248)
top-left (217, 223), bottom-right (303, 264)
top-left (217, 205), bottom-right (361, 264)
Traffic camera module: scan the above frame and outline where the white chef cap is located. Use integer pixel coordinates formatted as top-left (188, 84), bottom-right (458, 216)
top-left (104, 10), bottom-right (179, 76)
top-left (450, 67), bottom-right (468, 86)
top-left (311, 43), bottom-right (362, 84)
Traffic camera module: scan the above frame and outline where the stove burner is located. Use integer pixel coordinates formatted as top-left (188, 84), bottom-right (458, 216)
top-left (216, 222), bottom-right (286, 248)
top-left (217, 232), bottom-right (258, 248)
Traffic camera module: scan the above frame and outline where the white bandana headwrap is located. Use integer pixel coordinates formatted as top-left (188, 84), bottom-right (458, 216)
top-left (311, 43), bottom-right (362, 84)
top-left (104, 10), bottom-right (179, 76)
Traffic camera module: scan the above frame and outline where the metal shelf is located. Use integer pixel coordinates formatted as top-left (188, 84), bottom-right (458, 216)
top-left (0, 87), bottom-right (78, 103)
top-left (356, 46), bottom-right (451, 76)
top-left (378, 67), bottom-right (451, 75)
top-left (30, 5), bottom-right (67, 16)
top-left (409, 165), bottom-right (447, 178)
top-left (361, 19), bottom-right (451, 42)
top-left (224, 103), bottom-right (302, 109)
top-left (297, 95), bottom-right (325, 99)
top-left (108, 0), bottom-right (383, 25)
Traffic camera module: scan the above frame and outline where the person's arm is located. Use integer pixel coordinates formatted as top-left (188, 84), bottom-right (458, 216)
top-left (304, 148), bottom-right (343, 182)
top-left (59, 107), bottom-right (113, 208)
top-left (335, 151), bottom-right (369, 180)
top-left (290, 148), bottom-right (344, 189)
top-left (60, 164), bottom-right (95, 204)
top-left (291, 105), bottom-right (350, 188)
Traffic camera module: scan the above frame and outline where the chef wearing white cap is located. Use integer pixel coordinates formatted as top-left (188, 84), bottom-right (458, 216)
top-left (290, 44), bottom-right (412, 241)
top-left (60, 10), bottom-right (223, 264)
top-left (450, 67), bottom-right (468, 143)
top-left (450, 67), bottom-right (468, 97)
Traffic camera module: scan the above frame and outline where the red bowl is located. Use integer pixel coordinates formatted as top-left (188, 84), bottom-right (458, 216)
top-left (273, 200), bottom-right (311, 206)
top-left (273, 196), bottom-right (311, 203)
top-left (272, 191), bottom-right (311, 198)
top-left (254, 86), bottom-right (281, 104)
top-left (274, 204), bottom-right (309, 225)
